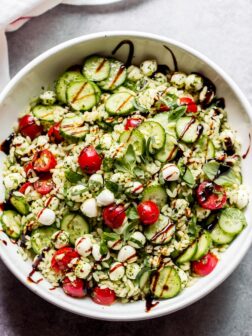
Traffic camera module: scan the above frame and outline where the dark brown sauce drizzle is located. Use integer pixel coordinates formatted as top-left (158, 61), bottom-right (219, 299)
top-left (163, 45), bottom-right (178, 72)
top-left (178, 117), bottom-right (196, 140)
top-left (1, 240), bottom-right (7, 246)
top-left (145, 294), bottom-right (159, 312)
top-left (27, 247), bottom-right (50, 284)
top-left (195, 124), bottom-right (204, 142)
top-left (112, 40), bottom-right (134, 67)
top-left (0, 133), bottom-right (15, 155)
top-left (242, 134), bottom-right (251, 159)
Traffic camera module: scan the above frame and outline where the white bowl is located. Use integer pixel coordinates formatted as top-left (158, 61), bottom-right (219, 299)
top-left (0, 31), bottom-right (251, 321)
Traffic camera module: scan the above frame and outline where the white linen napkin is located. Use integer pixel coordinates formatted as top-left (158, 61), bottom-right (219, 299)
top-left (0, 0), bottom-right (79, 91)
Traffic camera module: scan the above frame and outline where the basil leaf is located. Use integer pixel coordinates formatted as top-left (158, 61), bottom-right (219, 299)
top-left (65, 169), bottom-right (83, 183)
top-left (124, 144), bottom-right (136, 165)
top-left (102, 232), bottom-right (120, 242)
top-left (102, 157), bottom-right (114, 172)
top-left (183, 167), bottom-right (195, 187)
top-left (105, 181), bottom-right (120, 195)
top-left (115, 144), bottom-right (136, 174)
top-left (168, 106), bottom-right (187, 122)
top-left (188, 215), bottom-right (200, 237)
top-left (100, 240), bottom-right (109, 255)
top-left (203, 161), bottom-right (219, 180)
top-left (215, 168), bottom-right (240, 187)
top-left (126, 206), bottom-right (139, 220)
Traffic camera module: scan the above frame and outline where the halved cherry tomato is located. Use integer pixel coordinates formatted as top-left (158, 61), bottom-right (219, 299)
top-left (78, 146), bottom-right (102, 174)
top-left (180, 97), bottom-right (198, 113)
top-left (34, 174), bottom-right (55, 195)
top-left (24, 162), bottom-right (34, 177)
top-left (125, 118), bottom-right (142, 130)
top-left (92, 287), bottom-right (116, 306)
top-left (51, 247), bottom-right (79, 273)
top-left (33, 149), bottom-right (57, 172)
top-left (192, 252), bottom-right (218, 276)
top-left (196, 181), bottom-right (227, 210)
top-left (48, 122), bottom-right (63, 143)
top-left (137, 201), bottom-right (160, 225)
top-left (19, 182), bottom-right (32, 194)
top-left (18, 115), bottom-right (43, 140)
top-left (63, 277), bottom-right (86, 298)
top-left (102, 204), bottom-right (126, 229)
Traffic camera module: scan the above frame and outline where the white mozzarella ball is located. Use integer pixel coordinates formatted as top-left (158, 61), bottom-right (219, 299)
top-left (89, 173), bottom-right (103, 185)
top-left (127, 65), bottom-right (143, 81)
top-left (96, 189), bottom-right (115, 207)
top-left (52, 230), bottom-right (70, 249)
top-left (75, 260), bottom-right (92, 279)
top-left (100, 134), bottom-right (113, 149)
top-left (162, 163), bottom-right (180, 181)
top-left (140, 60), bottom-right (158, 77)
top-left (185, 74), bottom-right (204, 92)
top-left (229, 185), bottom-right (249, 209)
top-left (92, 243), bottom-right (103, 261)
top-left (128, 232), bottom-right (146, 249)
top-left (75, 236), bottom-right (92, 257)
top-left (107, 238), bottom-right (123, 250)
top-left (118, 245), bottom-right (137, 264)
top-left (109, 262), bottom-right (125, 281)
top-left (80, 198), bottom-right (98, 218)
top-left (126, 263), bottom-right (141, 280)
top-left (38, 208), bottom-right (56, 226)
top-left (131, 182), bottom-right (144, 195)
top-left (4, 173), bottom-right (24, 190)
top-left (170, 72), bottom-right (187, 88)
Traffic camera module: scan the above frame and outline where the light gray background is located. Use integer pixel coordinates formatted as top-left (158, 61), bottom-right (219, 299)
top-left (3, 0), bottom-right (252, 335)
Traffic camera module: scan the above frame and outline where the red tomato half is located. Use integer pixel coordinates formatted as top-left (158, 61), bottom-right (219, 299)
top-left (18, 115), bottom-right (43, 140)
top-left (19, 182), bottom-right (32, 194)
top-left (63, 277), bottom-right (86, 298)
top-left (48, 122), bottom-right (63, 143)
top-left (137, 201), bottom-right (160, 225)
top-left (125, 118), bottom-right (142, 130)
top-left (180, 97), bottom-right (198, 113)
top-left (33, 149), bottom-right (57, 172)
top-left (51, 247), bottom-right (79, 273)
top-left (78, 146), bottom-right (102, 174)
top-left (34, 175), bottom-right (55, 195)
top-left (92, 287), bottom-right (116, 306)
top-left (196, 181), bottom-right (227, 210)
top-left (102, 204), bottom-right (126, 229)
top-left (24, 162), bottom-right (34, 177)
top-left (192, 252), bottom-right (218, 276)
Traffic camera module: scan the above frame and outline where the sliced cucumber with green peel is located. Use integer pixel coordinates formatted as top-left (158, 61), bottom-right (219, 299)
top-left (119, 129), bottom-right (145, 156)
top-left (33, 105), bottom-right (66, 123)
top-left (10, 194), bottom-right (29, 215)
top-left (219, 208), bottom-right (246, 236)
top-left (152, 113), bottom-right (176, 136)
top-left (155, 134), bottom-right (178, 162)
top-left (150, 267), bottom-right (181, 299)
top-left (142, 185), bottom-right (168, 208)
top-left (60, 113), bottom-right (87, 140)
top-left (105, 92), bottom-right (135, 115)
top-left (31, 227), bottom-right (58, 254)
top-left (61, 213), bottom-right (89, 245)
top-left (1, 210), bottom-right (22, 239)
top-left (138, 121), bottom-right (166, 153)
top-left (98, 59), bottom-right (127, 91)
top-left (206, 140), bottom-right (215, 160)
top-left (137, 267), bottom-right (152, 295)
top-left (191, 231), bottom-right (212, 261)
top-left (90, 82), bottom-right (101, 104)
top-left (67, 80), bottom-right (96, 111)
top-left (211, 224), bottom-right (234, 245)
top-left (83, 56), bottom-right (110, 82)
top-left (55, 71), bottom-right (85, 103)
top-left (176, 117), bottom-right (200, 143)
top-left (144, 215), bottom-right (175, 245)
top-left (176, 241), bottom-right (198, 264)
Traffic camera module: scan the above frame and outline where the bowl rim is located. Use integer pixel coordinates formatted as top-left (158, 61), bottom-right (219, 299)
top-left (0, 31), bottom-right (251, 321)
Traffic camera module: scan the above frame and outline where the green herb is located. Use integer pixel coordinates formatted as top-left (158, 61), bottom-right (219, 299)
top-left (65, 169), bottom-right (83, 183)
top-left (168, 105), bottom-right (187, 122)
top-left (126, 206), bottom-right (139, 221)
top-left (105, 181), bottom-right (120, 195)
top-left (115, 144), bottom-right (136, 175)
top-left (203, 161), bottom-right (219, 180)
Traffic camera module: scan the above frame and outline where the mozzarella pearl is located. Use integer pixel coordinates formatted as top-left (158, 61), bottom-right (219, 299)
top-left (126, 263), bottom-right (140, 280)
top-left (118, 245), bottom-right (137, 264)
top-left (109, 262), bottom-right (125, 281)
top-left (107, 238), bottom-right (123, 250)
top-left (52, 230), bottom-right (70, 249)
top-left (170, 72), bottom-right (187, 88)
top-left (162, 163), bottom-right (180, 181)
top-left (96, 189), bottom-right (115, 207)
top-left (128, 232), bottom-right (146, 249)
top-left (38, 208), bottom-right (56, 226)
top-left (4, 173), bottom-right (24, 190)
top-left (75, 236), bottom-right (92, 257)
top-left (75, 260), bottom-right (92, 279)
top-left (89, 173), bottom-right (103, 186)
top-left (185, 74), bottom-right (204, 92)
top-left (131, 182), bottom-right (144, 194)
top-left (140, 60), bottom-right (158, 77)
top-left (92, 243), bottom-right (103, 261)
top-left (80, 198), bottom-right (98, 218)
top-left (229, 185), bottom-right (249, 209)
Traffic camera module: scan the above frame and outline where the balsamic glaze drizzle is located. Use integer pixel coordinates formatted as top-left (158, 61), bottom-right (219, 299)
top-left (112, 40), bottom-right (134, 67)
top-left (163, 45), bottom-right (178, 72)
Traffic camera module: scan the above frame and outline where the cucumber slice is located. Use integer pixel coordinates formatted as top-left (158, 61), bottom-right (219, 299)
top-left (119, 129), bottom-right (145, 156)
top-left (191, 231), bottom-right (212, 261)
top-left (155, 135), bottom-right (178, 162)
top-left (142, 185), bottom-right (168, 208)
top-left (144, 215), bottom-right (175, 245)
top-left (61, 213), bottom-right (89, 245)
top-left (150, 267), bottom-right (181, 299)
top-left (60, 113), bottom-right (87, 140)
top-left (67, 80), bottom-right (96, 111)
top-left (138, 121), bottom-right (166, 153)
top-left (219, 208), bottom-right (246, 236)
top-left (10, 194), bottom-right (29, 215)
top-left (90, 82), bottom-right (101, 104)
top-left (105, 92), bottom-right (135, 115)
top-left (55, 71), bottom-right (85, 103)
top-left (211, 224), bottom-right (234, 245)
top-left (206, 140), bottom-right (215, 160)
top-left (31, 227), bottom-right (58, 254)
top-left (83, 56), bottom-right (110, 82)
top-left (33, 105), bottom-right (66, 123)
top-left (1, 210), bottom-right (22, 239)
top-left (137, 267), bottom-right (152, 295)
top-left (152, 113), bottom-right (176, 137)
top-left (98, 59), bottom-right (127, 91)
top-left (176, 117), bottom-right (200, 143)
top-left (176, 241), bottom-right (198, 264)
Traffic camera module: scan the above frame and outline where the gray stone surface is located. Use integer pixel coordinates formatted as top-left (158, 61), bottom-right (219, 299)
top-left (2, 0), bottom-right (252, 334)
